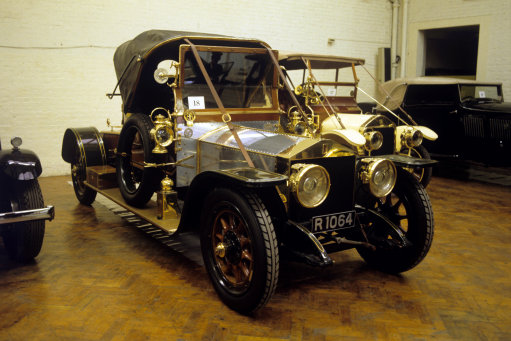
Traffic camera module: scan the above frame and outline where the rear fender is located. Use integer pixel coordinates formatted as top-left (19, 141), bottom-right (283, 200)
top-left (61, 127), bottom-right (106, 167)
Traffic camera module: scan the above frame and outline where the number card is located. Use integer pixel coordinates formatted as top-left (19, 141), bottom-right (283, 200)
top-left (478, 91), bottom-right (486, 98)
top-left (188, 96), bottom-right (205, 109)
top-left (327, 88), bottom-right (337, 96)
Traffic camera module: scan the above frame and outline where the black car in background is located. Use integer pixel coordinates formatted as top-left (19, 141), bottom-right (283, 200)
top-left (0, 136), bottom-right (54, 261)
top-left (376, 77), bottom-right (511, 165)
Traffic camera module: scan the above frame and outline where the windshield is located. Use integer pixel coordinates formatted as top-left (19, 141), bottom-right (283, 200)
top-left (403, 84), bottom-right (458, 106)
top-left (285, 67), bottom-right (357, 97)
top-left (459, 84), bottom-right (502, 102)
top-left (182, 49), bottom-right (274, 109)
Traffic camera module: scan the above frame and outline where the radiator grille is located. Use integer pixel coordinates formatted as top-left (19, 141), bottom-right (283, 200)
top-left (489, 118), bottom-right (511, 141)
top-left (371, 127), bottom-right (395, 156)
top-left (463, 116), bottom-right (484, 138)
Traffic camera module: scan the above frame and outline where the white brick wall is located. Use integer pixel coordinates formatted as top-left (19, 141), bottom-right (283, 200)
top-left (0, 0), bottom-right (393, 176)
top-left (406, 0), bottom-right (511, 100)
top-left (6, 1), bottom-right (510, 177)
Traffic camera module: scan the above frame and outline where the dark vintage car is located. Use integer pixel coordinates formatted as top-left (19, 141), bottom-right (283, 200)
top-left (61, 30), bottom-right (434, 314)
top-left (278, 53), bottom-right (438, 186)
top-left (376, 77), bottom-right (511, 165)
top-left (0, 136), bottom-right (54, 261)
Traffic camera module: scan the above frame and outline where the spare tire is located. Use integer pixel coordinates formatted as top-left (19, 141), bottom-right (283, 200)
top-left (116, 113), bottom-right (162, 207)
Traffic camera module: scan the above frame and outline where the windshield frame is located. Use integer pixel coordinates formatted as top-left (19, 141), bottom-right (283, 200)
top-left (286, 63), bottom-right (359, 95)
top-left (458, 83), bottom-right (504, 103)
top-left (177, 44), bottom-right (279, 117)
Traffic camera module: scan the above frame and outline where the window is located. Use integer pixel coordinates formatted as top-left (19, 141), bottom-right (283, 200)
top-left (421, 25), bottom-right (479, 78)
top-left (404, 85), bottom-right (458, 106)
top-left (459, 84), bottom-right (502, 102)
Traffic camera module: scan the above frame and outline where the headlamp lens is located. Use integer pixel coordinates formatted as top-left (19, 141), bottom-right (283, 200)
top-left (291, 164), bottom-right (331, 208)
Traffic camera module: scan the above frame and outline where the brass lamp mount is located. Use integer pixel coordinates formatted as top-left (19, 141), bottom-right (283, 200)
top-left (150, 107), bottom-right (174, 154)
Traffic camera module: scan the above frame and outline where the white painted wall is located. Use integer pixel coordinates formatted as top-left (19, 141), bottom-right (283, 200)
top-left (0, 0), bottom-right (392, 176)
top-left (7, 1), bottom-right (510, 177)
top-left (405, 0), bottom-right (511, 100)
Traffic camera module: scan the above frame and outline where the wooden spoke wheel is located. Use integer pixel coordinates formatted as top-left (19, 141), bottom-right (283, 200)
top-left (357, 170), bottom-right (434, 273)
top-left (201, 188), bottom-right (279, 314)
top-left (71, 155), bottom-right (96, 205)
top-left (211, 208), bottom-right (254, 292)
top-left (400, 145), bottom-right (433, 188)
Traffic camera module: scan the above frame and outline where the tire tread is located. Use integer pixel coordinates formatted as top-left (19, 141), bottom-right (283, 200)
top-left (2, 180), bottom-right (45, 261)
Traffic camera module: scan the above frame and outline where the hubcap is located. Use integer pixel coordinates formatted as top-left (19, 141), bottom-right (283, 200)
top-left (223, 230), bottom-right (242, 264)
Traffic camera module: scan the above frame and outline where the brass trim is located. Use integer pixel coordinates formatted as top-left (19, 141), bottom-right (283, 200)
top-left (289, 163), bottom-right (331, 208)
top-left (359, 158), bottom-right (397, 198)
top-left (84, 183), bottom-right (179, 235)
top-left (178, 44), bottom-right (279, 112)
top-left (71, 128), bottom-right (86, 165)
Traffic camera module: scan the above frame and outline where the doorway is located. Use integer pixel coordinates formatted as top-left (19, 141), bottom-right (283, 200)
top-left (419, 25), bottom-right (479, 79)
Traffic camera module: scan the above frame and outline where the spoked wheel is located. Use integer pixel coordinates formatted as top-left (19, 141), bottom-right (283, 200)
top-left (201, 188), bottom-right (279, 314)
top-left (116, 113), bottom-right (162, 207)
top-left (357, 170), bottom-right (434, 273)
top-left (400, 145), bottom-right (433, 188)
top-left (1, 179), bottom-right (45, 261)
top-left (71, 155), bottom-right (97, 205)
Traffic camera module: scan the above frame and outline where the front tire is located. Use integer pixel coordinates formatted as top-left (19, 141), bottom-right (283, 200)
top-left (200, 188), bottom-right (279, 314)
top-left (1, 180), bottom-right (45, 261)
top-left (357, 170), bottom-right (434, 273)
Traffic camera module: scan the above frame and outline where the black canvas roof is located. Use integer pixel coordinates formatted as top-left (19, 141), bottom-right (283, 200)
top-left (113, 30), bottom-right (270, 114)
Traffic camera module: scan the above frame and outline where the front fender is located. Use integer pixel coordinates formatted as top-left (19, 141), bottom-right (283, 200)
top-left (365, 154), bottom-right (437, 168)
top-left (177, 168), bottom-right (287, 234)
top-left (0, 148), bottom-right (42, 180)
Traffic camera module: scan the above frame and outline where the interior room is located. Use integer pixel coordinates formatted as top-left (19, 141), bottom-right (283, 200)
top-left (1, 0), bottom-right (510, 339)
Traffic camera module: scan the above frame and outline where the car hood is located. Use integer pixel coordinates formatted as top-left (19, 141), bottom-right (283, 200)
top-left (187, 122), bottom-right (343, 160)
top-left (465, 101), bottom-right (511, 114)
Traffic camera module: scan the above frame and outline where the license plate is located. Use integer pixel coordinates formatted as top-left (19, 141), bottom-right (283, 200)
top-left (311, 211), bottom-right (355, 233)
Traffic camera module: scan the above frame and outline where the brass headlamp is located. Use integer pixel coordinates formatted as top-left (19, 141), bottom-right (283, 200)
top-left (359, 158), bottom-right (397, 198)
top-left (401, 127), bottom-right (423, 149)
top-left (363, 131), bottom-right (383, 152)
top-left (290, 163), bottom-right (331, 208)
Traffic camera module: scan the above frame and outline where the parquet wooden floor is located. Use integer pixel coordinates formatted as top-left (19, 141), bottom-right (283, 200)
top-left (1, 175), bottom-right (510, 340)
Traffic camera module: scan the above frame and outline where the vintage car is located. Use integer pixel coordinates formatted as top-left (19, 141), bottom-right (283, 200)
top-left (0, 136), bottom-right (54, 261)
top-left (278, 53), bottom-right (438, 187)
top-left (375, 77), bottom-right (511, 166)
top-left (61, 30), bottom-right (434, 314)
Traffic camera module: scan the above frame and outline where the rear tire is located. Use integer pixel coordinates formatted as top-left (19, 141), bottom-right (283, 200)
top-left (1, 180), bottom-right (45, 262)
top-left (71, 157), bottom-right (97, 205)
top-left (200, 188), bottom-right (279, 314)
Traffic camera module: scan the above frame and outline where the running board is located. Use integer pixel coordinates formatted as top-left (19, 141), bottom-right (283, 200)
top-left (85, 182), bottom-right (179, 235)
